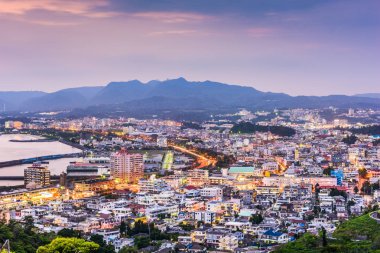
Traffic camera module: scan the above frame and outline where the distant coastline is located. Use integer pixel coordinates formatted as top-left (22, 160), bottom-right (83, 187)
top-left (4, 133), bottom-right (86, 150)
top-left (9, 139), bottom-right (55, 143)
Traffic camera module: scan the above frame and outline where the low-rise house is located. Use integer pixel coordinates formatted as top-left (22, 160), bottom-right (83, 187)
top-left (218, 234), bottom-right (239, 251)
top-left (191, 227), bottom-right (208, 244)
top-left (178, 236), bottom-right (192, 245)
top-left (260, 229), bottom-right (289, 244)
top-left (206, 228), bottom-right (230, 248)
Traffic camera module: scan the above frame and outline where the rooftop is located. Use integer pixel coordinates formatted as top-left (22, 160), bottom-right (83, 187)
top-left (228, 167), bottom-right (255, 174)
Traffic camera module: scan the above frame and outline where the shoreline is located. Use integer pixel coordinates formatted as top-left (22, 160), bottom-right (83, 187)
top-left (0, 152), bottom-right (83, 168)
top-left (9, 139), bottom-right (55, 143)
top-left (3, 132), bottom-right (86, 151)
top-left (58, 139), bottom-right (86, 151)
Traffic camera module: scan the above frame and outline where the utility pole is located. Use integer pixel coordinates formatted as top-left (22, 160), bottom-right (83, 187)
top-left (0, 239), bottom-right (11, 253)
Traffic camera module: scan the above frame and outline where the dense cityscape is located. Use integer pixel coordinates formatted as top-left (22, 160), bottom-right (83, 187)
top-left (0, 107), bottom-right (379, 252)
top-left (1, 0), bottom-right (380, 252)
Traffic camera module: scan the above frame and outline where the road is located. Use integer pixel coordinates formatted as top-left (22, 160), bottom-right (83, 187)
top-left (169, 144), bottom-right (216, 169)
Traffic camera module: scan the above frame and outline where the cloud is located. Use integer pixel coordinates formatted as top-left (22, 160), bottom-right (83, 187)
top-left (131, 11), bottom-right (209, 23)
top-left (26, 19), bottom-right (81, 26)
top-left (148, 30), bottom-right (197, 36)
top-left (0, 0), bottom-right (117, 18)
top-left (247, 27), bottom-right (275, 38)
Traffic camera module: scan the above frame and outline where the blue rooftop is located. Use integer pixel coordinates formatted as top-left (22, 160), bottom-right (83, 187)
top-left (263, 230), bottom-right (283, 237)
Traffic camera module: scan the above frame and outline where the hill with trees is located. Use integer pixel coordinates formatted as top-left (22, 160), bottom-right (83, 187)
top-left (350, 125), bottom-right (380, 136)
top-left (0, 217), bottom-right (55, 253)
top-left (274, 213), bottom-right (380, 253)
top-left (230, 122), bottom-right (296, 137)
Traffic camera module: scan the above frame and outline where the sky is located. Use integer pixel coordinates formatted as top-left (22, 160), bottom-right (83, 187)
top-left (0, 0), bottom-right (379, 96)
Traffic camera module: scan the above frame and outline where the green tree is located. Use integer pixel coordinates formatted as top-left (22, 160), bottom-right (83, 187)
top-left (329, 188), bottom-right (347, 199)
top-left (126, 223), bottom-right (133, 237)
top-left (23, 216), bottom-right (34, 234)
top-left (120, 221), bottom-right (127, 237)
top-left (118, 246), bottom-right (138, 253)
top-left (333, 213), bottom-right (380, 241)
top-left (342, 135), bottom-right (358, 145)
top-left (230, 122), bottom-right (295, 137)
top-left (361, 181), bottom-right (372, 195)
top-left (90, 234), bottom-right (105, 246)
top-left (321, 227), bottom-right (327, 247)
top-left (372, 182), bottom-right (380, 191)
top-left (274, 213), bottom-right (380, 253)
top-left (57, 228), bottom-right (81, 238)
top-left (36, 238), bottom-right (99, 253)
top-left (274, 233), bottom-right (319, 253)
top-left (315, 183), bottom-right (320, 201)
top-left (322, 167), bottom-right (333, 176)
top-left (372, 234), bottom-right (380, 250)
top-left (90, 234), bottom-right (115, 253)
top-left (0, 219), bottom-right (55, 253)
top-left (134, 236), bottom-right (150, 249)
top-left (178, 222), bottom-right (195, 231)
top-left (305, 214), bottom-right (315, 222)
top-left (250, 213), bottom-right (264, 225)
top-left (131, 220), bottom-right (149, 235)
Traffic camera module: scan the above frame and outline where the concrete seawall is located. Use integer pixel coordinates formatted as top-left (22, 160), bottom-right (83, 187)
top-left (0, 152), bottom-right (83, 168)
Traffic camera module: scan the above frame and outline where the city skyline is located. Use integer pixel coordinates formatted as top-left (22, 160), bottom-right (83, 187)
top-left (0, 0), bottom-right (379, 95)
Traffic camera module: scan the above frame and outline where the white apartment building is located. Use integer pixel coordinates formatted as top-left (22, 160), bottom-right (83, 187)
top-left (199, 187), bottom-right (223, 199)
top-left (262, 176), bottom-right (337, 188)
top-left (110, 149), bottom-right (144, 183)
top-left (193, 211), bottom-right (216, 224)
top-left (145, 204), bottom-right (179, 218)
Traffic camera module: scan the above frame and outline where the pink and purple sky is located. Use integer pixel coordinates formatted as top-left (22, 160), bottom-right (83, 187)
top-left (0, 0), bottom-right (379, 95)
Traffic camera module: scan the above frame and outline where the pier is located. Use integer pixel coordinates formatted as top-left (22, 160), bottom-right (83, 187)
top-left (0, 152), bottom-right (83, 168)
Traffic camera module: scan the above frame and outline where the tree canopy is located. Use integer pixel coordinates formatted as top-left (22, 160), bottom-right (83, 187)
top-left (36, 238), bottom-right (99, 253)
top-left (0, 218), bottom-right (55, 253)
top-left (230, 122), bottom-right (296, 137)
top-left (342, 135), bottom-right (358, 145)
top-left (349, 125), bottom-right (380, 136)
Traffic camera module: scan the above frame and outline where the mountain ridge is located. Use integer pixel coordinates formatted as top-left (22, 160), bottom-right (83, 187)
top-left (0, 78), bottom-right (379, 114)
top-left (355, 93), bottom-right (380, 99)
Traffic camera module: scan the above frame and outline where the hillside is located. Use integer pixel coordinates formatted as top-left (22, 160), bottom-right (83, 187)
top-left (332, 213), bottom-right (380, 241)
top-left (0, 91), bottom-right (46, 111)
top-left (274, 213), bottom-right (380, 253)
top-left (349, 125), bottom-right (380, 136)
